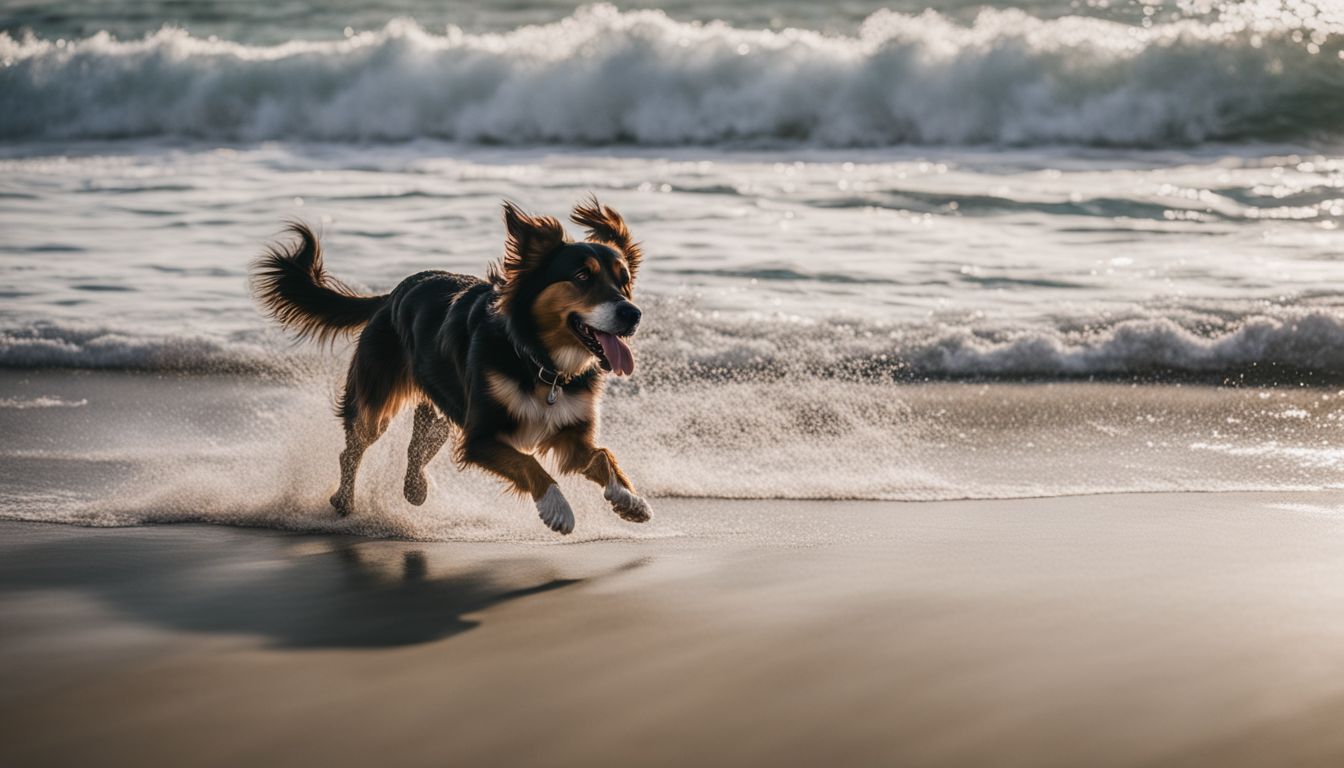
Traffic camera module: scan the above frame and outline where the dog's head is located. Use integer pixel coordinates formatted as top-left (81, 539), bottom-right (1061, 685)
top-left (490, 197), bottom-right (644, 377)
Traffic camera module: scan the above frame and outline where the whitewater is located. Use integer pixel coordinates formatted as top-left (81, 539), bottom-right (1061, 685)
top-left (4, 1), bottom-right (1344, 533)
top-left (3, 4), bottom-right (1343, 146)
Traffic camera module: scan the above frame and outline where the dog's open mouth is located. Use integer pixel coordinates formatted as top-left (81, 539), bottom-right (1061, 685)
top-left (569, 315), bottom-right (635, 376)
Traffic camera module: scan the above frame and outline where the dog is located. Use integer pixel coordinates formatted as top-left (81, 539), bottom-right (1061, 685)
top-left (250, 198), bottom-right (651, 535)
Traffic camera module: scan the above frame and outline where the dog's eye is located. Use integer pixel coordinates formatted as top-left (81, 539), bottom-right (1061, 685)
top-left (574, 270), bottom-right (591, 282)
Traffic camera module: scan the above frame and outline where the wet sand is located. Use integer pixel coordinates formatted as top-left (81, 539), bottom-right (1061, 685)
top-left (4, 491), bottom-right (1344, 767)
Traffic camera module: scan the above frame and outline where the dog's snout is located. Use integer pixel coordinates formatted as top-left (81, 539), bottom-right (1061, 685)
top-left (616, 302), bottom-right (641, 329)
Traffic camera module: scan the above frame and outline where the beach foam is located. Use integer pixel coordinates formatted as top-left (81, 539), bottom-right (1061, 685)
top-left (0, 379), bottom-right (681, 542)
top-left (3, 367), bottom-right (1343, 541)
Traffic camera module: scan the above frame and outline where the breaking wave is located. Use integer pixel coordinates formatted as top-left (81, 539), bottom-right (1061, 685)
top-left (6, 305), bottom-right (1344, 382)
top-left (3, 3), bottom-right (1343, 147)
top-left (0, 322), bottom-right (283, 374)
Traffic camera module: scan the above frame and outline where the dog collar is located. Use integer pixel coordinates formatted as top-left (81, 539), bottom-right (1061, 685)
top-left (513, 343), bottom-right (570, 405)
top-left (535, 365), bottom-right (563, 405)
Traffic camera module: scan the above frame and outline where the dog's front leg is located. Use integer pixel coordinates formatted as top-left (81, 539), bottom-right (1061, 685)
top-left (592, 449), bottom-right (652, 523)
top-left (460, 435), bottom-right (575, 534)
top-left (545, 427), bottom-right (652, 524)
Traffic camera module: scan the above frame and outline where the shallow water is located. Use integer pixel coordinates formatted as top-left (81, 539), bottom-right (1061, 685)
top-left (3, 1), bottom-right (1344, 529)
top-left (4, 371), bottom-right (1344, 538)
top-left (3, 142), bottom-right (1344, 381)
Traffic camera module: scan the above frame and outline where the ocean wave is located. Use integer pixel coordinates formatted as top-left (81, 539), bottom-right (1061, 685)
top-left (0, 322), bottom-right (284, 374)
top-left (2, 3), bottom-right (1342, 147)
top-left (6, 306), bottom-right (1344, 382)
top-left (633, 304), bottom-right (1344, 383)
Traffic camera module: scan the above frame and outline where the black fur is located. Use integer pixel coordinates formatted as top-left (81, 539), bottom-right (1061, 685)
top-left (251, 223), bottom-right (389, 345)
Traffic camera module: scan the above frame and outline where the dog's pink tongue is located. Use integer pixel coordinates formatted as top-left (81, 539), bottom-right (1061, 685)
top-left (594, 330), bottom-right (634, 376)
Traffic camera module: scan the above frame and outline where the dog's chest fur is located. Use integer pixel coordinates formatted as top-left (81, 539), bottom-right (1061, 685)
top-left (486, 371), bottom-right (596, 452)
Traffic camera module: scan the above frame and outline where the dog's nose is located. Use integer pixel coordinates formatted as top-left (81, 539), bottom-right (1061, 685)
top-left (616, 302), bottom-right (641, 329)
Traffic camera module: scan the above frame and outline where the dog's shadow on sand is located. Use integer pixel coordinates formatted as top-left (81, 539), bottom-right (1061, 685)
top-left (2, 529), bottom-right (646, 649)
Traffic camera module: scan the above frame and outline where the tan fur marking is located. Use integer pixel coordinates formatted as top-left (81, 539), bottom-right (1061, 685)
top-left (543, 430), bottom-right (626, 487)
top-left (461, 440), bottom-right (555, 500)
top-left (360, 378), bottom-right (421, 434)
top-left (533, 282), bottom-right (599, 377)
top-left (614, 259), bottom-right (632, 294)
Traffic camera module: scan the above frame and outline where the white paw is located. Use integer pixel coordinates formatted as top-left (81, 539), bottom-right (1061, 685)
top-left (605, 479), bottom-right (651, 523)
top-left (537, 484), bottom-right (575, 535)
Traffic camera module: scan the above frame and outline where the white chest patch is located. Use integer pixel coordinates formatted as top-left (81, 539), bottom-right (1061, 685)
top-left (486, 371), bottom-right (595, 453)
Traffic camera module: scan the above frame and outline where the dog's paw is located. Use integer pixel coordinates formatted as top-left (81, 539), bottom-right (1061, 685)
top-left (404, 471), bottom-right (429, 506)
top-left (537, 484), bottom-right (575, 535)
top-left (604, 481), bottom-right (652, 523)
top-left (329, 492), bottom-right (353, 518)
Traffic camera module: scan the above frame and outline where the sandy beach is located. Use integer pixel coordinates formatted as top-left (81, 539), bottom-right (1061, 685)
top-left (5, 490), bottom-right (1344, 767)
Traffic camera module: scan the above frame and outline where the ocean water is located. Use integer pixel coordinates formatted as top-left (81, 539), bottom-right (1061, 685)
top-left (3, 0), bottom-right (1344, 535)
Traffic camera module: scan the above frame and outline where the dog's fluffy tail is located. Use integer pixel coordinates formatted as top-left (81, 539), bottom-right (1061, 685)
top-left (251, 222), bottom-right (388, 344)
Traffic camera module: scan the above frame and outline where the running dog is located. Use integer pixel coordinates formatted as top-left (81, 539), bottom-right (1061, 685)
top-left (251, 198), bottom-right (651, 534)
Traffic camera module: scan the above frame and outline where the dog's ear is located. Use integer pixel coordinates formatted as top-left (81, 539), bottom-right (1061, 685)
top-left (490, 202), bottom-right (567, 310)
top-left (490, 201), bottom-right (567, 311)
top-left (500, 201), bottom-right (566, 275)
top-left (571, 195), bottom-right (642, 280)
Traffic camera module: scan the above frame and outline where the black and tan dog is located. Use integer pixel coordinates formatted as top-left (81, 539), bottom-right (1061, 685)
top-left (251, 198), bottom-right (650, 534)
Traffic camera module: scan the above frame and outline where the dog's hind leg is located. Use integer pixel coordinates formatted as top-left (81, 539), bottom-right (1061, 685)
top-left (330, 414), bottom-right (387, 517)
top-left (329, 314), bottom-right (409, 517)
top-left (404, 403), bottom-right (453, 506)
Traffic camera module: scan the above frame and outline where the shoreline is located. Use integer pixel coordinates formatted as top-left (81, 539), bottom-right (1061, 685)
top-left (8, 370), bottom-right (1344, 536)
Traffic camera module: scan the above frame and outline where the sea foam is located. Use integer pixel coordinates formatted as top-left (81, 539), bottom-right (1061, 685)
top-left (5, 305), bottom-right (1344, 381)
